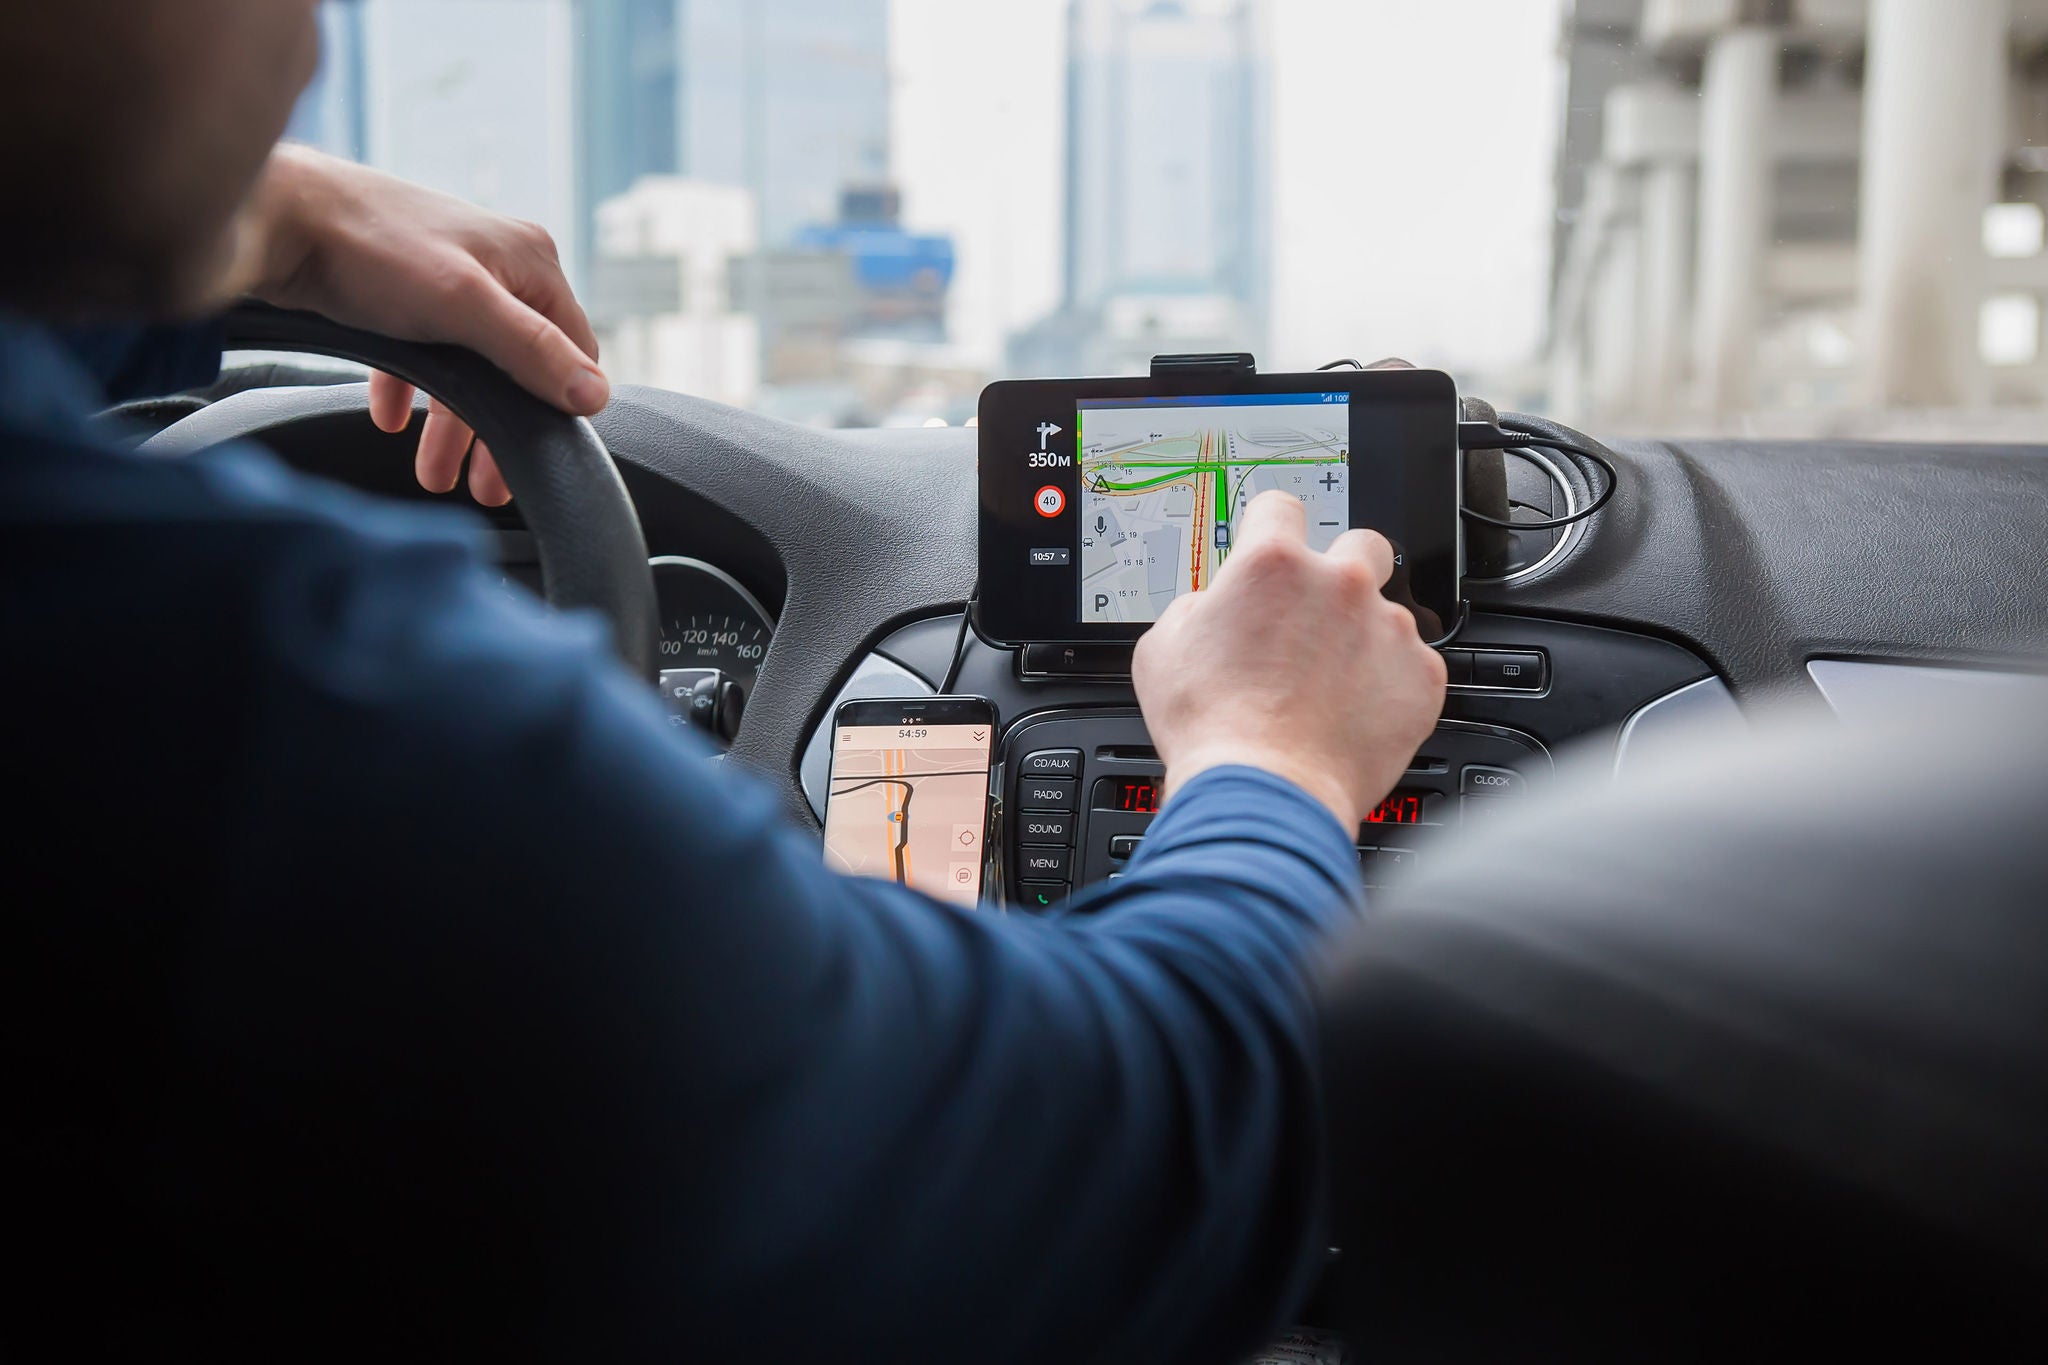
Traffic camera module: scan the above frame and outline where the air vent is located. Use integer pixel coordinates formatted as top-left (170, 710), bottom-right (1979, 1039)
top-left (1467, 447), bottom-right (1581, 584)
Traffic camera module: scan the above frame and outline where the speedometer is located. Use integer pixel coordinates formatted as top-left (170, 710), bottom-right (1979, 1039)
top-left (651, 556), bottom-right (776, 741)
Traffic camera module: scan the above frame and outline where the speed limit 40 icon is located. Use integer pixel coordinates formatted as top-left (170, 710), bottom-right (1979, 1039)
top-left (1033, 485), bottom-right (1066, 518)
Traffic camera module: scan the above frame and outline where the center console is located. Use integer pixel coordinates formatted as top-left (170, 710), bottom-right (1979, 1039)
top-left (1001, 711), bottom-right (1551, 908)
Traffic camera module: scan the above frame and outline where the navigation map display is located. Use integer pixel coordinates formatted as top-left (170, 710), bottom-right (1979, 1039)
top-left (823, 701), bottom-right (995, 907)
top-left (1077, 393), bottom-right (1349, 623)
top-left (976, 367), bottom-right (1460, 647)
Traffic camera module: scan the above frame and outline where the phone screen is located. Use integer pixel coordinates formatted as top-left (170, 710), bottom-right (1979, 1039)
top-left (823, 699), bottom-right (995, 907)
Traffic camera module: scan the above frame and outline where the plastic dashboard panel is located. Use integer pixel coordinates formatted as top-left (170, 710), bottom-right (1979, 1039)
top-left (1484, 415), bottom-right (2048, 697)
top-left (593, 394), bottom-right (2048, 825)
top-left (181, 381), bottom-right (2048, 826)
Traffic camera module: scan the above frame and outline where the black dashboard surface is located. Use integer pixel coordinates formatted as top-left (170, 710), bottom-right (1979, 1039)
top-left (162, 379), bottom-right (2048, 825)
top-left (1497, 415), bottom-right (2048, 700)
top-left (593, 392), bottom-right (2048, 819)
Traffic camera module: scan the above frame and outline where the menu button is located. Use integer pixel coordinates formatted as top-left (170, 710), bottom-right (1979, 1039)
top-left (1017, 845), bottom-right (1073, 880)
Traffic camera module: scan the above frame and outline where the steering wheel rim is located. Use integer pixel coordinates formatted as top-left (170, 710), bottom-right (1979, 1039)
top-left (141, 302), bottom-right (659, 681)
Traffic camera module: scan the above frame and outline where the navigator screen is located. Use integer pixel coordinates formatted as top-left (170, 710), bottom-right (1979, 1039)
top-left (1076, 393), bottom-right (1349, 623)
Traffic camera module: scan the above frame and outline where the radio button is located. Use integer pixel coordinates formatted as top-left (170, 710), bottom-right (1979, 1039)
top-left (1017, 845), bottom-right (1073, 880)
top-left (1460, 765), bottom-right (1526, 797)
top-left (1017, 777), bottom-right (1077, 810)
top-left (1020, 749), bottom-right (1083, 778)
top-left (1018, 880), bottom-right (1070, 910)
top-left (1016, 810), bottom-right (1075, 844)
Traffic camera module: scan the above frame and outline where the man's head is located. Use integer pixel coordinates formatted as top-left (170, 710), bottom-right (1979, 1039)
top-left (0, 0), bottom-right (321, 319)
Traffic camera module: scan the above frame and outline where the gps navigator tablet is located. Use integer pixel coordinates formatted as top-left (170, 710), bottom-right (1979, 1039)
top-left (975, 368), bottom-right (1461, 646)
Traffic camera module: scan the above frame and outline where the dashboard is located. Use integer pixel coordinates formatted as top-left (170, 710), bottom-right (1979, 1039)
top-left (165, 371), bottom-right (2048, 895)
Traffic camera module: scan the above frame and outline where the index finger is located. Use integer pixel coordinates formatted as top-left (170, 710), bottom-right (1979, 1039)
top-left (1235, 489), bottom-right (1308, 551)
top-left (1327, 527), bottom-right (1397, 588)
top-left (444, 275), bottom-right (610, 416)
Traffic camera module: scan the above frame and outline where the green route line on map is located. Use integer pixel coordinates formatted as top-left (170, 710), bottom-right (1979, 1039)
top-left (1087, 455), bottom-right (1343, 492)
top-left (1089, 455), bottom-right (1340, 468)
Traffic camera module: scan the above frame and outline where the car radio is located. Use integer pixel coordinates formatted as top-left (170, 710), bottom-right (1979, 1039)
top-left (1001, 711), bottom-right (1549, 909)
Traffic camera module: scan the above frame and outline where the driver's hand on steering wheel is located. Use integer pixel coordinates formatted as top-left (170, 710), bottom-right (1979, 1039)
top-left (231, 144), bottom-right (609, 507)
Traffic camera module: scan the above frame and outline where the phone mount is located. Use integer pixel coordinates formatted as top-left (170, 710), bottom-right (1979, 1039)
top-left (1150, 352), bottom-right (1258, 378)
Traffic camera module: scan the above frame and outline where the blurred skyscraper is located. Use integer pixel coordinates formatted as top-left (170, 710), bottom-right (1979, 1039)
top-left (1013, 0), bottom-right (1274, 377)
top-left (577, 0), bottom-right (683, 247)
top-left (288, 1), bottom-right (367, 162)
top-left (286, 0), bottom-right (945, 418)
top-left (674, 0), bottom-right (891, 247)
top-left (289, 0), bottom-right (581, 267)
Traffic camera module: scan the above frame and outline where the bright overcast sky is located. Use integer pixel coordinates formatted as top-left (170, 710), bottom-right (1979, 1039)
top-left (889, 0), bottom-right (1567, 380)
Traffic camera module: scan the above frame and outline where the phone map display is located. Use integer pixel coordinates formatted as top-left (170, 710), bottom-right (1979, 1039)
top-left (1078, 393), bottom-right (1350, 623)
top-left (824, 722), bottom-right (991, 907)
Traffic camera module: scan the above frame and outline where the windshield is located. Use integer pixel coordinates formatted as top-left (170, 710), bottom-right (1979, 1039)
top-left (292, 0), bottom-right (2044, 441)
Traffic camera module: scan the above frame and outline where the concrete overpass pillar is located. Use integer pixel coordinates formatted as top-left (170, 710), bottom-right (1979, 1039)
top-left (1638, 160), bottom-right (1695, 419)
top-left (1858, 0), bottom-right (2009, 408)
top-left (1693, 26), bottom-right (1778, 416)
top-left (1591, 223), bottom-right (1643, 420)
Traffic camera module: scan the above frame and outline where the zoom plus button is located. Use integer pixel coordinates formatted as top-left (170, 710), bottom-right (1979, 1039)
top-left (1016, 845), bottom-right (1072, 880)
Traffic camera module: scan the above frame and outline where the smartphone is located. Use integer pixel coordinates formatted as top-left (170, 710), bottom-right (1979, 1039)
top-left (823, 696), bottom-right (997, 907)
top-left (975, 367), bottom-right (1461, 646)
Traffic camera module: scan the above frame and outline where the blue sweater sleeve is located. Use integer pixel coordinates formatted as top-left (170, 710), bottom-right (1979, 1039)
top-left (53, 319), bottom-right (225, 401)
top-left (132, 444), bottom-right (1364, 1363)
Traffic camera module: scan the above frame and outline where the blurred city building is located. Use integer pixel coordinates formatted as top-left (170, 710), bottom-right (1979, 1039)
top-left (592, 177), bottom-right (761, 410)
top-left (288, 1), bottom-right (367, 162)
top-left (291, 0), bottom-right (965, 423)
top-left (576, 0), bottom-right (893, 252)
top-left (1010, 0), bottom-right (1274, 377)
top-left (724, 185), bottom-right (961, 417)
top-left (290, 0), bottom-right (583, 266)
top-left (1550, 0), bottom-right (2048, 437)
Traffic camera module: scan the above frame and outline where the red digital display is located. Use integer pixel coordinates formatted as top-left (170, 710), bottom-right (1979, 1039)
top-left (1364, 790), bottom-right (1429, 825)
top-left (1112, 779), bottom-right (1161, 814)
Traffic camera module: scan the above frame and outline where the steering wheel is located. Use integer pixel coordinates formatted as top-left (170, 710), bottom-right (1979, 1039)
top-left (140, 303), bottom-right (659, 680)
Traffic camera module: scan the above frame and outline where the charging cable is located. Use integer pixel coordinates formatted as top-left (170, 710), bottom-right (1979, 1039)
top-left (1314, 357), bottom-right (1617, 531)
top-left (1457, 419), bottom-right (1617, 531)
